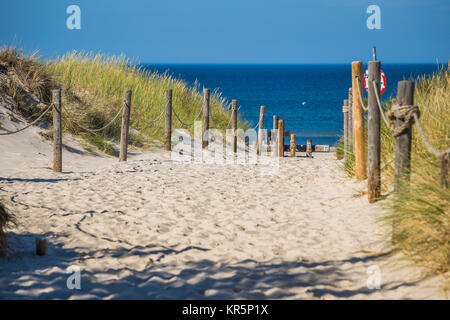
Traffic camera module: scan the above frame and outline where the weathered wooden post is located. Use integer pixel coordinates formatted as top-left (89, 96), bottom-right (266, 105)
top-left (52, 89), bottom-right (62, 172)
top-left (202, 88), bottom-right (210, 149)
top-left (368, 60), bottom-right (381, 203)
top-left (348, 88), bottom-right (353, 147)
top-left (257, 105), bottom-right (266, 155)
top-left (164, 89), bottom-right (172, 151)
top-left (306, 139), bottom-right (313, 158)
top-left (342, 99), bottom-right (349, 162)
top-left (394, 81), bottom-right (414, 191)
top-left (290, 134), bottom-right (296, 157)
top-left (35, 237), bottom-right (48, 256)
top-left (278, 119), bottom-right (284, 157)
top-left (119, 90), bottom-right (132, 161)
top-left (232, 100), bottom-right (238, 153)
top-left (352, 61), bottom-right (366, 180)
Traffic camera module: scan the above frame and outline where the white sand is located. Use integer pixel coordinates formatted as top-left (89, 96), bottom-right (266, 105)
top-left (0, 105), bottom-right (447, 299)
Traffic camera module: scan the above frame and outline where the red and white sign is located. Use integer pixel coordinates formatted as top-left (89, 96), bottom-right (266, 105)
top-left (363, 69), bottom-right (386, 95)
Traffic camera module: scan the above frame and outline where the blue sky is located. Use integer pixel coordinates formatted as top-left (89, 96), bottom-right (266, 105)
top-left (0, 0), bottom-right (449, 64)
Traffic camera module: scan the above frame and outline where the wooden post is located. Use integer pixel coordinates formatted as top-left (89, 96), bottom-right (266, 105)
top-left (368, 60), bottom-right (381, 203)
top-left (257, 105), bottom-right (266, 155)
top-left (394, 81), bottom-right (414, 191)
top-left (36, 238), bottom-right (48, 256)
top-left (343, 99), bottom-right (349, 162)
top-left (306, 139), bottom-right (312, 158)
top-left (202, 88), bottom-right (210, 149)
top-left (52, 89), bottom-right (62, 172)
top-left (278, 120), bottom-right (284, 157)
top-left (119, 90), bottom-right (132, 161)
top-left (164, 89), bottom-right (172, 151)
top-left (232, 100), bottom-right (238, 153)
top-left (352, 61), bottom-right (366, 181)
top-left (290, 134), bottom-right (296, 157)
top-left (348, 88), bottom-right (353, 147)
top-left (441, 154), bottom-right (449, 190)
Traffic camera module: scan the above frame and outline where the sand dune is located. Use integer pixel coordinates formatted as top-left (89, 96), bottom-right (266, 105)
top-left (0, 106), bottom-right (446, 299)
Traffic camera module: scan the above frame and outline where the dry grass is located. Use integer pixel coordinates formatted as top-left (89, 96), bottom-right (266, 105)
top-left (0, 47), bottom-right (55, 118)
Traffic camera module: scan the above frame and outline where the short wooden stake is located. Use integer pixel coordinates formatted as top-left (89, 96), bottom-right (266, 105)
top-left (290, 134), bottom-right (296, 157)
top-left (278, 119), bottom-right (284, 157)
top-left (232, 100), bottom-right (238, 153)
top-left (52, 89), bottom-right (62, 172)
top-left (394, 81), bottom-right (414, 191)
top-left (36, 238), bottom-right (48, 256)
top-left (343, 99), bottom-right (349, 162)
top-left (163, 89), bottom-right (173, 151)
top-left (352, 61), bottom-right (366, 181)
top-left (202, 88), bottom-right (210, 149)
top-left (119, 90), bottom-right (132, 161)
top-left (368, 60), bottom-right (381, 203)
top-left (257, 105), bottom-right (266, 155)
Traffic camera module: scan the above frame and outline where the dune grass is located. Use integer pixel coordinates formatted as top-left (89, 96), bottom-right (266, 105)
top-left (1, 47), bottom-right (248, 154)
top-left (338, 66), bottom-right (450, 277)
top-left (47, 51), bottom-right (248, 152)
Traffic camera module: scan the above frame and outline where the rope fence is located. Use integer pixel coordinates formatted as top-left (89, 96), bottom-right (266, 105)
top-left (343, 60), bottom-right (449, 199)
top-left (0, 103), bottom-right (53, 136)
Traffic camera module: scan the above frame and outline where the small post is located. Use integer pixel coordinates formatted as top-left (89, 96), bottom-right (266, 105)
top-left (290, 134), bottom-right (296, 157)
top-left (232, 100), bottom-right (238, 153)
top-left (164, 89), bottom-right (173, 151)
top-left (441, 154), bottom-right (449, 190)
top-left (52, 89), bottom-right (62, 172)
top-left (368, 60), bottom-right (381, 203)
top-left (119, 90), bottom-right (132, 161)
top-left (306, 139), bottom-right (313, 158)
top-left (202, 88), bottom-right (210, 149)
top-left (257, 105), bottom-right (266, 155)
top-left (278, 120), bottom-right (284, 157)
top-left (348, 88), bottom-right (353, 147)
top-left (352, 61), bottom-right (366, 181)
top-left (394, 81), bottom-right (414, 191)
top-left (342, 99), bottom-right (349, 162)
top-left (372, 46), bottom-right (377, 61)
top-left (35, 238), bottom-right (48, 256)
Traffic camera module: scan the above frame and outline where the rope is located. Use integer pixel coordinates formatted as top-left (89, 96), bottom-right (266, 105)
top-left (371, 80), bottom-right (391, 128)
top-left (0, 103), bottom-right (53, 135)
top-left (172, 106), bottom-right (203, 127)
top-left (63, 104), bottom-right (124, 133)
top-left (386, 104), bottom-right (420, 138)
top-left (355, 76), bottom-right (368, 112)
top-left (412, 113), bottom-right (450, 159)
top-left (140, 109), bottom-right (165, 127)
top-left (226, 111), bottom-right (233, 129)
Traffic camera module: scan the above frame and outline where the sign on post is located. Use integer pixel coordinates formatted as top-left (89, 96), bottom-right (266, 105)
top-left (363, 69), bottom-right (386, 94)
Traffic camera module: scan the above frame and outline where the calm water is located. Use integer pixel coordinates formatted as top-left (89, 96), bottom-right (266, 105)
top-left (142, 64), bottom-right (441, 145)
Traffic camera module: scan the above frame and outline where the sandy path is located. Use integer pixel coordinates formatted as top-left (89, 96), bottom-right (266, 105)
top-left (0, 146), bottom-right (446, 299)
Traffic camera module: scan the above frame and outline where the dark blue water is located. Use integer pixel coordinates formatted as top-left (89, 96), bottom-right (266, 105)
top-left (142, 64), bottom-right (441, 145)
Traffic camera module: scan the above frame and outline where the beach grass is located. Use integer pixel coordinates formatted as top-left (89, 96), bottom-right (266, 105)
top-left (47, 51), bottom-right (249, 150)
top-left (1, 47), bottom-right (248, 152)
top-left (340, 66), bottom-right (450, 276)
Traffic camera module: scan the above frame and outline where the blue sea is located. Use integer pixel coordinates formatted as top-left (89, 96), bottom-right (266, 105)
top-left (143, 64), bottom-right (442, 146)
